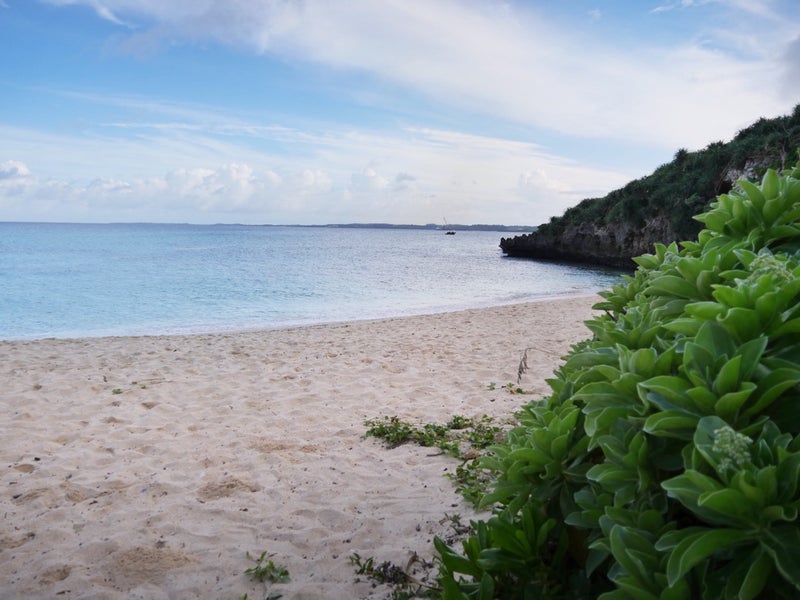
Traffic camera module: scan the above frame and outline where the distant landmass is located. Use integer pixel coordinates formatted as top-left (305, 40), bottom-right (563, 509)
top-left (500, 104), bottom-right (800, 268)
top-left (305, 223), bottom-right (535, 232)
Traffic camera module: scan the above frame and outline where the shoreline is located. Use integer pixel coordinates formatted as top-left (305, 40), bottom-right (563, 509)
top-left (1, 296), bottom-right (599, 598)
top-left (1, 291), bottom-right (603, 343)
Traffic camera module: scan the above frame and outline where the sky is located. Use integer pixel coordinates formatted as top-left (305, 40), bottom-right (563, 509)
top-left (0, 1), bottom-right (798, 226)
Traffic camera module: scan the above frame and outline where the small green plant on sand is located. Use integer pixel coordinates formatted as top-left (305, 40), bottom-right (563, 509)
top-left (365, 415), bottom-right (503, 507)
top-left (350, 552), bottom-right (439, 599)
top-left (350, 552), bottom-right (410, 585)
top-left (446, 458), bottom-right (493, 507)
top-left (244, 550), bottom-right (289, 583)
top-left (243, 550), bottom-right (289, 599)
top-left (363, 415), bottom-right (502, 459)
top-left (504, 383), bottom-right (523, 394)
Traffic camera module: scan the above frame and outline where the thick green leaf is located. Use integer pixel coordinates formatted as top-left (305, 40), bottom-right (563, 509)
top-left (717, 307), bottom-right (760, 341)
top-left (766, 224), bottom-right (800, 242)
top-left (682, 339), bottom-right (717, 377)
top-left (712, 354), bottom-right (742, 396)
top-left (763, 196), bottom-right (786, 225)
top-left (478, 573), bottom-right (494, 600)
top-left (754, 292), bottom-right (780, 323)
top-left (647, 275), bottom-right (699, 299)
top-left (713, 383), bottom-right (756, 420)
top-left (610, 578), bottom-right (660, 600)
top-left (772, 316), bottom-right (800, 337)
top-left (674, 257), bottom-right (703, 282)
top-left (736, 335), bottom-right (768, 381)
top-left (665, 528), bottom-right (749, 586)
top-left (638, 376), bottom-right (696, 413)
top-left (628, 347), bottom-right (658, 376)
top-left (700, 210), bottom-right (729, 233)
top-left (661, 470), bottom-right (724, 510)
top-left (776, 450), bottom-right (800, 500)
top-left (685, 301), bottom-right (726, 320)
top-left (661, 318), bottom-right (702, 336)
top-left (724, 547), bottom-right (773, 600)
top-left (659, 578), bottom-right (691, 600)
top-left (564, 348), bottom-right (619, 369)
top-left (736, 177), bottom-right (762, 202)
top-left (643, 411), bottom-right (699, 439)
top-left (685, 386), bottom-right (718, 414)
top-left (697, 488), bottom-right (755, 525)
top-left (507, 447), bottom-right (550, 467)
top-left (588, 463), bottom-right (637, 489)
top-left (434, 536), bottom-right (482, 578)
top-left (712, 285), bottom-right (747, 308)
top-left (761, 527), bottom-right (800, 590)
top-left (761, 169), bottom-right (780, 201)
top-left (744, 367), bottom-right (800, 416)
top-left (608, 525), bottom-right (658, 593)
top-left (584, 407), bottom-right (631, 440)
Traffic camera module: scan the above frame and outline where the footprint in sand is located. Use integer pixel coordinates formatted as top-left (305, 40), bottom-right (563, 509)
top-left (39, 565), bottom-right (71, 584)
top-left (106, 546), bottom-right (196, 587)
top-left (196, 476), bottom-right (261, 502)
top-left (0, 531), bottom-right (35, 550)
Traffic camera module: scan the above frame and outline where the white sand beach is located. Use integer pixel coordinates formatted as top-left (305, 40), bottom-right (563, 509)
top-left (0, 296), bottom-right (598, 599)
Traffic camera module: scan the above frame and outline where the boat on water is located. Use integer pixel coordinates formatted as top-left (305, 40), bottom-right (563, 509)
top-left (443, 218), bottom-right (456, 235)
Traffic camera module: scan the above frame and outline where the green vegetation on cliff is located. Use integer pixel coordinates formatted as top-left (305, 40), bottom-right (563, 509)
top-left (502, 105), bottom-right (800, 267)
top-left (550, 105), bottom-right (800, 239)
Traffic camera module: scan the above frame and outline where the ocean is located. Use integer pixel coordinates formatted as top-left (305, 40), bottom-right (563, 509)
top-left (0, 222), bottom-right (625, 340)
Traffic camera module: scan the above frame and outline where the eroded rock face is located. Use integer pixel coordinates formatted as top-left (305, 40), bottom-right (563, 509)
top-left (499, 154), bottom-right (789, 269)
top-left (500, 214), bottom-right (675, 269)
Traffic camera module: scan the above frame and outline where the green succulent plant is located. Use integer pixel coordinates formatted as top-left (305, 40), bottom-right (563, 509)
top-left (435, 162), bottom-right (800, 599)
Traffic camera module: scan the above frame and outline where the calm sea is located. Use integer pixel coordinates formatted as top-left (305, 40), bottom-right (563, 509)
top-left (0, 222), bottom-right (625, 340)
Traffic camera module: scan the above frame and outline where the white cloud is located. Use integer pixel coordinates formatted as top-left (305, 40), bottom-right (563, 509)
top-left (350, 167), bottom-right (390, 193)
top-left (0, 160), bottom-right (35, 196)
top-left (0, 119), bottom-right (633, 225)
top-left (518, 169), bottom-right (570, 195)
top-left (0, 159), bottom-right (31, 181)
top-left (393, 172), bottom-right (416, 192)
top-left (11, 1), bottom-right (800, 225)
top-left (44, 0), bottom-right (131, 25)
top-left (39, 0), bottom-right (798, 152)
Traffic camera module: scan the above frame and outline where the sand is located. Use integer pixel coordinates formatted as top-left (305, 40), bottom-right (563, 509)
top-left (0, 295), bottom-right (598, 599)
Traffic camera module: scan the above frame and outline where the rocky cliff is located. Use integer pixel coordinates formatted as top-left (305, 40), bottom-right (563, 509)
top-left (501, 214), bottom-right (675, 268)
top-left (501, 106), bottom-right (800, 268)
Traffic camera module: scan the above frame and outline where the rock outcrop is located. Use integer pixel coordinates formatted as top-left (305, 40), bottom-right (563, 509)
top-left (499, 156), bottom-right (778, 269)
top-left (500, 106), bottom-right (800, 268)
top-left (500, 214), bottom-right (674, 269)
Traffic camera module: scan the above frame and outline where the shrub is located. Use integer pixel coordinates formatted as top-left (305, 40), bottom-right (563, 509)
top-left (435, 162), bottom-right (800, 599)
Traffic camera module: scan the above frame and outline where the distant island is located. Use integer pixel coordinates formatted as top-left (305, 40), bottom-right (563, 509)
top-left (302, 223), bottom-right (535, 232)
top-left (501, 104), bottom-right (800, 268)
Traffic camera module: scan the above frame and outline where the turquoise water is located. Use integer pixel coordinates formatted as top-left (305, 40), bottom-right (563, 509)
top-left (0, 222), bottom-right (625, 340)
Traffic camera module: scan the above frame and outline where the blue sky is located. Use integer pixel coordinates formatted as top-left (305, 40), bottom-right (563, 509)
top-left (1, 1), bottom-right (798, 226)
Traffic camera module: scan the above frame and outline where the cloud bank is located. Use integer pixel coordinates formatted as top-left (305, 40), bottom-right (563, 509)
top-left (2, 1), bottom-right (798, 225)
top-left (0, 124), bottom-right (629, 224)
top-left (43, 0), bottom-right (800, 148)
